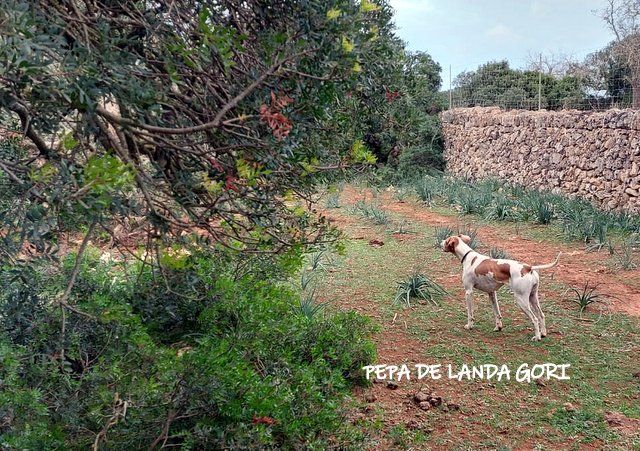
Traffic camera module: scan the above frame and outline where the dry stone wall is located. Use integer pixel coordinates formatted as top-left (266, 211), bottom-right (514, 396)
top-left (440, 107), bottom-right (640, 212)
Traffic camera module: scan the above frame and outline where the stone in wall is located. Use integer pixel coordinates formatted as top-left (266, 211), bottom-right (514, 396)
top-left (440, 107), bottom-right (640, 213)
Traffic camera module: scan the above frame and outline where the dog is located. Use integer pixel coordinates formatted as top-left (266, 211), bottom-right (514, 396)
top-left (441, 234), bottom-right (560, 341)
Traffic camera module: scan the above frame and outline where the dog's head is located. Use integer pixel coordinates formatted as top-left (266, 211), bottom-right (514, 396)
top-left (440, 234), bottom-right (472, 253)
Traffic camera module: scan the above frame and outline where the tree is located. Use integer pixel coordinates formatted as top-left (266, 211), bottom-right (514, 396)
top-left (0, 0), bottom-right (389, 266)
top-left (452, 61), bottom-right (583, 110)
top-left (599, 0), bottom-right (640, 108)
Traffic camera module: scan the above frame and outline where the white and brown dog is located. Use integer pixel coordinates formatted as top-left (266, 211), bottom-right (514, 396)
top-left (441, 235), bottom-right (560, 341)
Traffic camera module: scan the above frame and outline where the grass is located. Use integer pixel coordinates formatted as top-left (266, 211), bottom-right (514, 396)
top-left (316, 188), bottom-right (640, 449)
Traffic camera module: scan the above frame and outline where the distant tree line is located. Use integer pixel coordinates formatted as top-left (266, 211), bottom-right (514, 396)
top-left (452, 0), bottom-right (640, 110)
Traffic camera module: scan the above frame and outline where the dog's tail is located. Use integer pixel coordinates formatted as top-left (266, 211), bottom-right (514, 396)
top-left (531, 252), bottom-right (561, 271)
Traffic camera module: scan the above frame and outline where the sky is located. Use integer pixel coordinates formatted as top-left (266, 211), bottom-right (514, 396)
top-left (388, 0), bottom-right (615, 84)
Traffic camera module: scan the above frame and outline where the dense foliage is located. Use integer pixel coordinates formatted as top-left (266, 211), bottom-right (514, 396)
top-left (452, 61), bottom-right (585, 110)
top-left (0, 247), bottom-right (376, 449)
top-left (0, 0), bottom-right (445, 448)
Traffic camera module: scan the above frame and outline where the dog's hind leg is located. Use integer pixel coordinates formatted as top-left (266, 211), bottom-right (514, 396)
top-left (529, 285), bottom-right (546, 338)
top-left (489, 291), bottom-right (503, 331)
top-left (464, 288), bottom-right (475, 330)
top-left (515, 291), bottom-right (541, 341)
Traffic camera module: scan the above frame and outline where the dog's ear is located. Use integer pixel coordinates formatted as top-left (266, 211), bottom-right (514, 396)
top-left (444, 236), bottom-right (458, 253)
top-left (458, 234), bottom-right (472, 244)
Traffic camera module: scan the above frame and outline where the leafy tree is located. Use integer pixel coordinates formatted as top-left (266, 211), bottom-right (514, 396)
top-left (0, 0), bottom-right (389, 266)
top-left (452, 61), bottom-right (585, 110)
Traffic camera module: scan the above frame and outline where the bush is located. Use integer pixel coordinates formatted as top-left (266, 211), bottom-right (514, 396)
top-left (0, 248), bottom-right (375, 449)
top-left (396, 146), bottom-right (445, 179)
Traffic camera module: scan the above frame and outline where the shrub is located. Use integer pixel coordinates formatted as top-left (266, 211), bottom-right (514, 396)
top-left (396, 146), bottom-right (445, 179)
top-left (0, 249), bottom-right (376, 449)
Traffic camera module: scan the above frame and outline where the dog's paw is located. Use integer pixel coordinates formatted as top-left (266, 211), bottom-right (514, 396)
top-left (493, 326), bottom-right (503, 332)
top-left (464, 323), bottom-right (474, 330)
top-left (531, 335), bottom-right (542, 342)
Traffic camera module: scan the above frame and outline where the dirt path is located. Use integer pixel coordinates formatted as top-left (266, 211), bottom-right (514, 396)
top-left (341, 185), bottom-right (640, 318)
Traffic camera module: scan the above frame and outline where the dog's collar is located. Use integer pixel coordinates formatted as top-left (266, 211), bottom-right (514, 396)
top-left (460, 250), bottom-right (473, 265)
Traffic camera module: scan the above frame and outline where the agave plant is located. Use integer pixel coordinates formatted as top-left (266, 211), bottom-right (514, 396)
top-left (614, 240), bottom-right (637, 270)
top-left (570, 282), bottom-right (608, 313)
top-left (434, 226), bottom-right (455, 247)
top-left (299, 290), bottom-right (326, 319)
top-left (488, 247), bottom-right (511, 260)
top-left (394, 273), bottom-right (447, 307)
top-left (458, 225), bottom-right (480, 248)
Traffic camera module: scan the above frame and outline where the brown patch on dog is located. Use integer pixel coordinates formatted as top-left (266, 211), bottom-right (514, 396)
top-left (475, 260), bottom-right (511, 282)
top-left (444, 236), bottom-right (459, 253)
top-left (471, 256), bottom-right (477, 265)
top-left (521, 265), bottom-right (532, 276)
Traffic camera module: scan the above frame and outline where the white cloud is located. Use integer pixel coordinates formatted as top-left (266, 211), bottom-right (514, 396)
top-left (486, 23), bottom-right (521, 41)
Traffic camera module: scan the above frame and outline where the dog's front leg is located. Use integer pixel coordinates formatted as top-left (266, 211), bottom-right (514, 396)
top-left (464, 288), bottom-right (474, 330)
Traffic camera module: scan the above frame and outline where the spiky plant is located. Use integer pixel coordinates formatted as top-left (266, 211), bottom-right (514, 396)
top-left (485, 196), bottom-right (517, 221)
top-left (434, 226), bottom-right (455, 247)
top-left (394, 273), bottom-right (447, 307)
top-left (299, 290), bottom-right (326, 319)
top-left (570, 282), bottom-right (607, 313)
top-left (535, 200), bottom-right (555, 225)
top-left (414, 177), bottom-right (440, 204)
top-left (489, 247), bottom-right (511, 260)
top-left (458, 225), bottom-right (480, 248)
top-left (615, 240), bottom-right (637, 270)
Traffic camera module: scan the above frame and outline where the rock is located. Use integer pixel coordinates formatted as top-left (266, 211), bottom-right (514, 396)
top-left (406, 420), bottom-right (422, 430)
top-left (625, 188), bottom-right (639, 197)
top-left (386, 381), bottom-right (399, 390)
top-left (632, 371), bottom-right (640, 378)
top-left (563, 402), bottom-right (577, 412)
top-left (428, 395), bottom-right (443, 407)
top-left (418, 401), bottom-right (431, 411)
top-left (605, 412), bottom-right (625, 426)
top-left (413, 392), bottom-right (430, 403)
top-left (364, 394), bottom-right (377, 403)
top-left (447, 402), bottom-right (461, 411)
